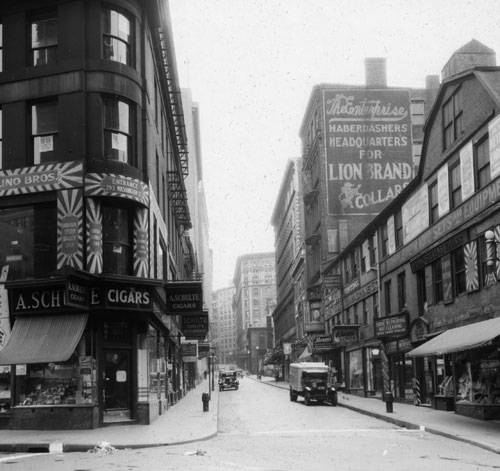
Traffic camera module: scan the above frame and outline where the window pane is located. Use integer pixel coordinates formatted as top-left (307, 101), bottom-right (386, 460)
top-left (105, 10), bottom-right (130, 42)
top-left (31, 18), bottom-right (57, 48)
top-left (104, 99), bottom-right (129, 133)
top-left (32, 102), bottom-right (58, 134)
top-left (102, 206), bottom-right (131, 275)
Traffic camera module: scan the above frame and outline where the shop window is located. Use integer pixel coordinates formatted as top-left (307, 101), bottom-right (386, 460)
top-left (475, 137), bottom-right (490, 190)
top-left (103, 8), bottom-right (132, 66)
top-left (103, 97), bottom-right (134, 164)
top-left (31, 100), bottom-right (58, 165)
top-left (452, 246), bottom-right (466, 296)
top-left (429, 180), bottom-right (439, 225)
top-left (442, 86), bottom-right (463, 150)
top-left (15, 334), bottom-right (96, 406)
top-left (102, 205), bottom-right (132, 275)
top-left (450, 162), bottom-right (462, 209)
top-left (0, 204), bottom-right (56, 280)
top-left (30, 13), bottom-right (57, 66)
top-left (432, 259), bottom-right (444, 303)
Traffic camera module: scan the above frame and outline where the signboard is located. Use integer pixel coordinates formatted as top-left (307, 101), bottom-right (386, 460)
top-left (85, 173), bottom-right (149, 207)
top-left (374, 312), bottom-right (409, 338)
top-left (332, 326), bottom-right (359, 344)
top-left (181, 342), bottom-right (198, 363)
top-left (65, 277), bottom-right (87, 309)
top-left (0, 161), bottom-right (82, 197)
top-left (324, 88), bottom-right (413, 216)
top-left (312, 334), bottom-right (334, 352)
top-left (181, 312), bottom-right (209, 338)
top-left (198, 343), bottom-right (210, 358)
top-left (165, 281), bottom-right (203, 314)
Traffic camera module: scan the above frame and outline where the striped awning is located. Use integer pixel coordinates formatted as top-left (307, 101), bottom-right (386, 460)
top-left (407, 317), bottom-right (500, 357)
top-left (0, 314), bottom-right (88, 365)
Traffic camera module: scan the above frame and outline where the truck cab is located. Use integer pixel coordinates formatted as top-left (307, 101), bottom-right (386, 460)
top-left (289, 362), bottom-right (337, 406)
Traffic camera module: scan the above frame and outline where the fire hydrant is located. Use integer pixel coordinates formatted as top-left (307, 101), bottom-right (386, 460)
top-left (384, 391), bottom-right (394, 413)
top-left (202, 393), bottom-right (210, 412)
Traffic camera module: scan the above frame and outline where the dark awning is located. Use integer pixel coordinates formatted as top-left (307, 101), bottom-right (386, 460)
top-left (407, 317), bottom-right (500, 357)
top-left (0, 314), bottom-right (88, 365)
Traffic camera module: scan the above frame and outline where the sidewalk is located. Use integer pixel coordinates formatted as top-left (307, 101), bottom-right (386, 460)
top-left (0, 379), bottom-right (218, 453)
top-left (254, 375), bottom-right (500, 455)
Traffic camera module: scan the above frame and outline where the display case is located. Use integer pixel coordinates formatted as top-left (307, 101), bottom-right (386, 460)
top-left (15, 356), bottom-right (96, 406)
top-left (0, 366), bottom-right (11, 412)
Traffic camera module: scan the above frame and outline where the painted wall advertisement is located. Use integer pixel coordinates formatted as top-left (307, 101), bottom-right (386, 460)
top-left (324, 89), bottom-right (413, 215)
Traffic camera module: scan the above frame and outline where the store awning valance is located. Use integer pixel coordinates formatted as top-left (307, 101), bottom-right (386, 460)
top-left (407, 317), bottom-right (500, 357)
top-left (0, 314), bottom-right (88, 365)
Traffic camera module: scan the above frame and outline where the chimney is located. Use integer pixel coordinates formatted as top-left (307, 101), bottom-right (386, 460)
top-left (365, 58), bottom-right (387, 87)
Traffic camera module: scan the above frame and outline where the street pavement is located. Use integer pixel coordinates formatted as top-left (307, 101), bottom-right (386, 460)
top-left (0, 375), bottom-right (499, 455)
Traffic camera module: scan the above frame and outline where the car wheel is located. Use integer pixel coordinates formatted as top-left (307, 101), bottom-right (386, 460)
top-left (304, 393), bottom-right (311, 406)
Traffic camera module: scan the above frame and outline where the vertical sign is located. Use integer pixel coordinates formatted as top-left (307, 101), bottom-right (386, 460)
top-left (134, 208), bottom-right (149, 278)
top-left (86, 199), bottom-right (103, 274)
top-left (324, 89), bottom-right (413, 215)
top-left (489, 115), bottom-right (500, 180)
top-left (442, 254), bottom-right (453, 304)
top-left (57, 189), bottom-right (84, 269)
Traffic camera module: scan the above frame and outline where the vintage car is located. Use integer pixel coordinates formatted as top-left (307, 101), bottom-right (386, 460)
top-left (289, 362), bottom-right (337, 406)
top-left (218, 371), bottom-right (239, 391)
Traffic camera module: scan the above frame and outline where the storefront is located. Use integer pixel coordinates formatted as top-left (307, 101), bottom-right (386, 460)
top-left (0, 274), bottom-right (182, 429)
top-left (408, 317), bottom-right (500, 420)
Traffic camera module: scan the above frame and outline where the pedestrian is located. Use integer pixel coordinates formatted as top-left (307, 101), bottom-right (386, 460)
top-left (203, 370), bottom-right (207, 380)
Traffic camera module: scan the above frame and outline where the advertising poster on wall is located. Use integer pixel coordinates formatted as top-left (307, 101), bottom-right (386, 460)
top-left (324, 89), bottom-right (413, 216)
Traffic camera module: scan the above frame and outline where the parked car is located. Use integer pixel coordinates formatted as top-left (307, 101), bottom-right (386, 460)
top-left (289, 362), bottom-right (337, 406)
top-left (219, 371), bottom-right (239, 391)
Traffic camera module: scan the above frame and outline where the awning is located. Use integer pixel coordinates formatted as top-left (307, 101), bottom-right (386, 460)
top-left (407, 317), bottom-right (500, 357)
top-left (0, 314), bottom-right (88, 365)
top-left (297, 346), bottom-right (312, 361)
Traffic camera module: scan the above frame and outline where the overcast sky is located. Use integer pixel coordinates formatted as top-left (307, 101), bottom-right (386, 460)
top-left (168, 0), bottom-right (500, 290)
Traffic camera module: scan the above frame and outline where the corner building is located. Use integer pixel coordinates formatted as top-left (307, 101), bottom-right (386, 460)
top-left (0, 0), bottom-right (197, 429)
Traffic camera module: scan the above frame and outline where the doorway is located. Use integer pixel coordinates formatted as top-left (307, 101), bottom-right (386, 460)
top-left (103, 350), bottom-right (132, 423)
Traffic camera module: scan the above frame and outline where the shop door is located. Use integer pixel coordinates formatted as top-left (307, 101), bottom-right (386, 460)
top-left (104, 350), bottom-right (132, 422)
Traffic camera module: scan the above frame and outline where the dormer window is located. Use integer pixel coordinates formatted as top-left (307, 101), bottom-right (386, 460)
top-left (443, 87), bottom-right (463, 150)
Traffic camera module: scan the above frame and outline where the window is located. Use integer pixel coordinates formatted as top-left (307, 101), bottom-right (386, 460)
top-left (450, 163), bottom-right (462, 209)
top-left (432, 259), bottom-right (443, 303)
top-left (373, 293), bottom-right (379, 319)
top-left (452, 247), bottom-right (466, 296)
top-left (362, 299), bottom-right (368, 325)
top-left (369, 234), bottom-right (376, 267)
top-left (411, 100), bottom-right (425, 125)
top-left (394, 209), bottom-right (403, 248)
top-left (31, 14), bottom-right (57, 66)
top-left (443, 87), bottom-right (463, 150)
top-left (32, 100), bottom-right (58, 164)
top-left (103, 97), bottom-right (133, 164)
top-left (0, 204), bottom-right (56, 280)
top-left (102, 205), bottom-right (132, 275)
top-left (397, 271), bottom-right (406, 312)
top-left (384, 280), bottom-right (391, 315)
top-left (416, 269), bottom-right (427, 316)
top-left (0, 108), bottom-right (2, 168)
top-left (103, 8), bottom-right (132, 65)
top-left (476, 137), bottom-right (490, 190)
top-left (0, 23), bottom-right (3, 71)
top-left (429, 181), bottom-right (439, 225)
top-left (381, 223), bottom-right (389, 257)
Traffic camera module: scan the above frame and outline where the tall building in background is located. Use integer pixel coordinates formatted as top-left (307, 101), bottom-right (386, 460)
top-left (270, 157), bottom-right (305, 379)
top-left (211, 286), bottom-right (236, 366)
top-left (233, 253), bottom-right (276, 372)
top-left (181, 88), bottom-right (213, 383)
top-left (0, 0), bottom-right (203, 430)
top-left (298, 58), bottom-right (439, 349)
